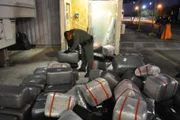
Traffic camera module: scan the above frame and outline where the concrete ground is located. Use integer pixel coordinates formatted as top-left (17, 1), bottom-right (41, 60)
top-left (120, 25), bottom-right (180, 81)
top-left (0, 48), bottom-right (59, 85)
top-left (0, 24), bottom-right (180, 85)
top-left (0, 47), bottom-right (89, 85)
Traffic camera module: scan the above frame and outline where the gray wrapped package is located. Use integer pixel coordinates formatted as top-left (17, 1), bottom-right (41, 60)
top-left (121, 69), bottom-right (145, 91)
top-left (32, 101), bottom-right (46, 120)
top-left (144, 74), bottom-right (178, 101)
top-left (0, 85), bottom-right (31, 109)
top-left (36, 92), bottom-right (49, 102)
top-left (92, 60), bottom-right (100, 70)
top-left (143, 95), bottom-right (155, 120)
top-left (44, 93), bottom-right (76, 118)
top-left (113, 96), bottom-right (147, 120)
top-left (28, 87), bottom-right (42, 104)
top-left (34, 67), bottom-right (47, 75)
top-left (20, 74), bottom-right (46, 90)
top-left (107, 64), bottom-right (113, 71)
top-left (73, 69), bottom-right (79, 80)
top-left (45, 85), bottom-right (73, 93)
top-left (89, 69), bottom-right (103, 81)
top-left (102, 45), bottom-right (115, 57)
top-left (25, 74), bottom-right (46, 80)
top-left (79, 78), bottom-right (112, 107)
top-left (135, 64), bottom-right (161, 77)
top-left (0, 104), bottom-right (32, 120)
top-left (58, 110), bottom-right (83, 120)
top-left (101, 71), bottom-right (120, 90)
top-left (57, 50), bottom-right (79, 63)
top-left (99, 62), bottom-right (112, 71)
top-left (47, 67), bottom-right (74, 85)
top-left (112, 55), bottom-right (145, 75)
top-left (67, 85), bottom-right (87, 109)
top-left (0, 114), bottom-right (18, 120)
top-left (114, 80), bottom-right (143, 101)
top-left (48, 62), bottom-right (71, 69)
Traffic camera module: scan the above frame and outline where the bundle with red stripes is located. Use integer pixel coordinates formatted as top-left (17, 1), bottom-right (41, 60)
top-left (114, 80), bottom-right (143, 101)
top-left (92, 60), bottom-right (100, 70)
top-left (67, 85), bottom-right (88, 109)
top-left (113, 96), bottom-right (147, 120)
top-left (48, 62), bottom-right (71, 69)
top-left (135, 64), bottom-right (161, 77)
top-left (144, 74), bottom-right (178, 101)
top-left (44, 93), bottom-right (76, 118)
top-left (79, 78), bottom-right (112, 107)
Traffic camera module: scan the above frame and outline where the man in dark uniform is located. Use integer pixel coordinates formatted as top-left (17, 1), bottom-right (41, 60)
top-left (64, 29), bottom-right (94, 77)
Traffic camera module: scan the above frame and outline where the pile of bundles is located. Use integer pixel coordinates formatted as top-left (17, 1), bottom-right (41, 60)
top-left (1, 48), bottom-right (180, 120)
top-left (0, 60), bottom-right (78, 120)
top-left (94, 45), bottom-right (115, 61)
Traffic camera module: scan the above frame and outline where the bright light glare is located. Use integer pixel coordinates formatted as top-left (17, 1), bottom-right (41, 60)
top-left (157, 4), bottom-right (162, 9)
top-left (142, 5), bottom-right (146, 9)
top-left (135, 6), bottom-right (139, 10)
top-left (149, 2), bottom-right (152, 5)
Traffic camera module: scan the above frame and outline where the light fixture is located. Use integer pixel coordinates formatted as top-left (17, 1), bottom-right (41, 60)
top-left (157, 4), bottom-right (162, 9)
top-left (142, 5), bottom-right (146, 9)
top-left (135, 6), bottom-right (139, 10)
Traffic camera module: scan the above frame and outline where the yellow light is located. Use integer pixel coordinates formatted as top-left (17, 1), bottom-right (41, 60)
top-left (135, 6), bottom-right (139, 10)
top-left (157, 4), bottom-right (162, 9)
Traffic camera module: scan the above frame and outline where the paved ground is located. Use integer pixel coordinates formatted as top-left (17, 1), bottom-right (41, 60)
top-left (0, 23), bottom-right (180, 85)
top-left (0, 48), bottom-right (59, 85)
top-left (0, 47), bottom-right (90, 85)
top-left (120, 24), bottom-right (180, 80)
top-left (120, 25), bottom-right (180, 50)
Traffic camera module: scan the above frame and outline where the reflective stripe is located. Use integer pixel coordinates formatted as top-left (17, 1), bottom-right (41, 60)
top-left (49, 92), bottom-right (56, 117)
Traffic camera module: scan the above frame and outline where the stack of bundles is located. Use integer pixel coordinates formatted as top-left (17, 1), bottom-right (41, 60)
top-left (57, 50), bottom-right (79, 68)
top-left (0, 85), bottom-right (32, 120)
top-left (48, 62), bottom-right (79, 81)
top-left (46, 65), bottom-right (75, 93)
top-left (75, 77), bottom-right (115, 120)
top-left (34, 67), bottom-right (47, 75)
top-left (32, 92), bottom-right (49, 120)
top-left (20, 74), bottom-right (46, 90)
top-left (94, 45), bottom-right (115, 61)
top-left (31, 62), bottom-right (77, 120)
top-left (89, 70), bottom-right (121, 90)
top-left (136, 64), bottom-right (179, 120)
top-left (92, 60), bottom-right (112, 71)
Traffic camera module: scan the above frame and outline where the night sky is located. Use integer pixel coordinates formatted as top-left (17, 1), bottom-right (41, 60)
top-left (123, 0), bottom-right (179, 15)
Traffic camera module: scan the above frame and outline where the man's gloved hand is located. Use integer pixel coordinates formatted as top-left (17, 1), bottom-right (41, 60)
top-left (64, 49), bottom-right (71, 53)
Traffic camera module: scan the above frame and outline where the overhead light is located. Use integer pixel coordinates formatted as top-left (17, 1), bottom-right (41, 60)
top-left (142, 5), bottom-right (146, 9)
